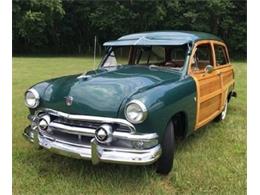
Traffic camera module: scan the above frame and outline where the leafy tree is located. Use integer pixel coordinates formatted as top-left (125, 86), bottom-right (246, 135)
top-left (12, 0), bottom-right (246, 58)
top-left (13, 0), bottom-right (65, 53)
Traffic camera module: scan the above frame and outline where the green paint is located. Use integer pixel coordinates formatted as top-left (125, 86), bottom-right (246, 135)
top-left (31, 64), bottom-right (196, 141)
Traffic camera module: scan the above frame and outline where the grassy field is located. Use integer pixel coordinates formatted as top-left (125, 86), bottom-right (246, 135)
top-left (13, 57), bottom-right (246, 194)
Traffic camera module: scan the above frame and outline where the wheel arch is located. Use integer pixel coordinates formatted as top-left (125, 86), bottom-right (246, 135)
top-left (171, 111), bottom-right (188, 139)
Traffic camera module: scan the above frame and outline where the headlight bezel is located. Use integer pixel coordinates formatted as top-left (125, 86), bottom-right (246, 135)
top-left (24, 88), bottom-right (40, 108)
top-left (124, 100), bottom-right (148, 124)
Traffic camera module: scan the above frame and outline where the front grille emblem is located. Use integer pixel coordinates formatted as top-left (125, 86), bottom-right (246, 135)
top-left (65, 96), bottom-right (73, 106)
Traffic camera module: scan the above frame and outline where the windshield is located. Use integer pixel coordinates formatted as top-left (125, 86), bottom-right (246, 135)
top-left (101, 45), bottom-right (188, 71)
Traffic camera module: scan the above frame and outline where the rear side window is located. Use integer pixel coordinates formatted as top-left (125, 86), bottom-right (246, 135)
top-left (214, 45), bottom-right (228, 66)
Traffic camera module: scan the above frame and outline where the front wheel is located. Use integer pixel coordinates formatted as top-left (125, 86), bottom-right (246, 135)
top-left (156, 121), bottom-right (176, 175)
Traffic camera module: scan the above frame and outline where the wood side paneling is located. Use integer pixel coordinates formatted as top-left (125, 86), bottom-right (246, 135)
top-left (188, 40), bottom-right (235, 130)
top-left (200, 76), bottom-right (221, 97)
top-left (199, 94), bottom-right (221, 122)
top-left (190, 71), bottom-right (222, 128)
top-left (222, 71), bottom-right (233, 86)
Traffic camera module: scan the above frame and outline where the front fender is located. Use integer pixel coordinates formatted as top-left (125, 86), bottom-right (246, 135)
top-left (118, 76), bottom-right (197, 142)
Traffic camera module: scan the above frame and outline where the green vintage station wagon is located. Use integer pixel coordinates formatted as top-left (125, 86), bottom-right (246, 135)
top-left (23, 31), bottom-right (236, 174)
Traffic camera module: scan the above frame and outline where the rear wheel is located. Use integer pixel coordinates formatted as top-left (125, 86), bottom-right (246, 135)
top-left (156, 121), bottom-right (176, 175)
top-left (215, 100), bottom-right (228, 122)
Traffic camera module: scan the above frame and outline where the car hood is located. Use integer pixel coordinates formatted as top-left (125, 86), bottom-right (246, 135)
top-left (37, 65), bottom-right (182, 117)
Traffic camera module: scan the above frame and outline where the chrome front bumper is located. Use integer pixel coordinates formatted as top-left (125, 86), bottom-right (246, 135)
top-left (23, 125), bottom-right (162, 165)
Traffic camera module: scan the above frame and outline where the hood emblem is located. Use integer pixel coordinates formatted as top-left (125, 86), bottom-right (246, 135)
top-left (65, 96), bottom-right (73, 106)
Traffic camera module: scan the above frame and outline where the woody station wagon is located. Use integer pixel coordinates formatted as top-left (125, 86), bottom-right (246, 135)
top-left (23, 31), bottom-right (236, 174)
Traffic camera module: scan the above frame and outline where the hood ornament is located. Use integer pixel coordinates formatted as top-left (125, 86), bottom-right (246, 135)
top-left (65, 96), bottom-right (73, 106)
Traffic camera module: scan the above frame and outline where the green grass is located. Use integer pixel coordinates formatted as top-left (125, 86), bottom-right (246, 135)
top-left (13, 57), bottom-right (246, 194)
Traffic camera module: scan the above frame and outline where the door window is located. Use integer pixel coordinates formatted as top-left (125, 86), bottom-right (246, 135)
top-left (191, 44), bottom-right (213, 72)
top-left (214, 45), bottom-right (228, 66)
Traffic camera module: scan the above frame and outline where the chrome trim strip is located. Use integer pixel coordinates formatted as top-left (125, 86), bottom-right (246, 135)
top-left (36, 108), bottom-right (136, 132)
top-left (48, 121), bottom-right (158, 141)
top-left (113, 131), bottom-right (158, 141)
top-left (49, 122), bottom-right (96, 136)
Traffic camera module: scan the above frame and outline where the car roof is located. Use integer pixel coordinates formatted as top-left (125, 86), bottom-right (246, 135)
top-left (103, 31), bottom-right (223, 46)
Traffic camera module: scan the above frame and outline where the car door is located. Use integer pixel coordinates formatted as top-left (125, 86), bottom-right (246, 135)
top-left (213, 41), bottom-right (235, 110)
top-left (189, 41), bottom-right (223, 129)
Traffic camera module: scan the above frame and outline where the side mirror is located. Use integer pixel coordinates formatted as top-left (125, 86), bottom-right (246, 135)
top-left (205, 65), bottom-right (214, 74)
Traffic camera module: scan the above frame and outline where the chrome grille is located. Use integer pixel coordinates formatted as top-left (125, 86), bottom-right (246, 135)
top-left (51, 115), bottom-right (131, 132)
top-left (53, 117), bottom-right (102, 129)
top-left (36, 109), bottom-right (133, 146)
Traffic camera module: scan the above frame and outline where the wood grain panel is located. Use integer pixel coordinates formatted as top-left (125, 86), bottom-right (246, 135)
top-left (199, 94), bottom-right (221, 122)
top-left (222, 71), bottom-right (233, 86)
top-left (200, 76), bottom-right (221, 97)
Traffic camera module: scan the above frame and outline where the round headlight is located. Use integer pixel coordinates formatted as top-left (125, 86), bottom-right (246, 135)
top-left (24, 88), bottom-right (40, 108)
top-left (125, 100), bottom-right (148, 124)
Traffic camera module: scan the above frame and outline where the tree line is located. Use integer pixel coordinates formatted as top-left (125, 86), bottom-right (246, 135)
top-left (13, 0), bottom-right (246, 59)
